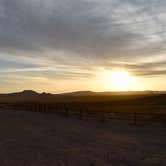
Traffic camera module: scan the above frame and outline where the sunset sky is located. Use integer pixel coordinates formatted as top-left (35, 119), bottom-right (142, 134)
top-left (1, 0), bottom-right (166, 93)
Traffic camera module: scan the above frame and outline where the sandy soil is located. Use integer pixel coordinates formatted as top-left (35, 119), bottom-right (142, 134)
top-left (0, 109), bottom-right (165, 166)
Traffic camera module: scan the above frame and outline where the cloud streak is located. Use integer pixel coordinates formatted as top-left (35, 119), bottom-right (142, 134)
top-left (1, 0), bottom-right (166, 91)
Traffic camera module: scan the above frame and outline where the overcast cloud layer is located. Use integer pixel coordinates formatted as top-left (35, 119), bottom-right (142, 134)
top-left (1, 0), bottom-right (166, 92)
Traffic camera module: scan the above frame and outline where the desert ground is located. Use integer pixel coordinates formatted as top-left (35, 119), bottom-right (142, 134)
top-left (0, 108), bottom-right (165, 166)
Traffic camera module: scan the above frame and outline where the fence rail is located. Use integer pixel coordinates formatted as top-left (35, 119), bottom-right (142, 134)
top-left (1, 103), bottom-right (166, 126)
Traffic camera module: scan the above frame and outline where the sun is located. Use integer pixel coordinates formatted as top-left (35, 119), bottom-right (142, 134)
top-left (100, 69), bottom-right (136, 91)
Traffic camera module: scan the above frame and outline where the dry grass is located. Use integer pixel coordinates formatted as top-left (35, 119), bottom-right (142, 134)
top-left (0, 109), bottom-right (165, 165)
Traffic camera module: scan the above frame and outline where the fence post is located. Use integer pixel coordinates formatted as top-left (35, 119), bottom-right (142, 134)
top-left (38, 104), bottom-right (40, 112)
top-left (134, 112), bottom-right (137, 125)
top-left (65, 106), bottom-right (69, 118)
top-left (79, 108), bottom-right (83, 120)
top-left (101, 111), bottom-right (105, 123)
top-left (45, 104), bottom-right (48, 113)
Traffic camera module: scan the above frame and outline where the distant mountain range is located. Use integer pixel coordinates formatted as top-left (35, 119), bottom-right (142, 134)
top-left (1, 89), bottom-right (165, 96)
top-left (0, 90), bottom-right (166, 104)
top-left (0, 89), bottom-right (164, 97)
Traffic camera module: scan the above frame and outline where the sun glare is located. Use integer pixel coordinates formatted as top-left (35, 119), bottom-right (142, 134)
top-left (100, 69), bottom-right (137, 91)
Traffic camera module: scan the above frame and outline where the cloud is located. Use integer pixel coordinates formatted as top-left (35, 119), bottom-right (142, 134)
top-left (0, 0), bottom-right (148, 56)
top-left (1, 0), bottom-right (166, 80)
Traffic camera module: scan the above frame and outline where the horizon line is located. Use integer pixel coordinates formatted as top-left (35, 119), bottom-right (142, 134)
top-left (1, 89), bottom-right (166, 95)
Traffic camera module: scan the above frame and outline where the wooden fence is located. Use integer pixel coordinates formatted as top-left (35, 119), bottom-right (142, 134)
top-left (1, 103), bottom-right (166, 126)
